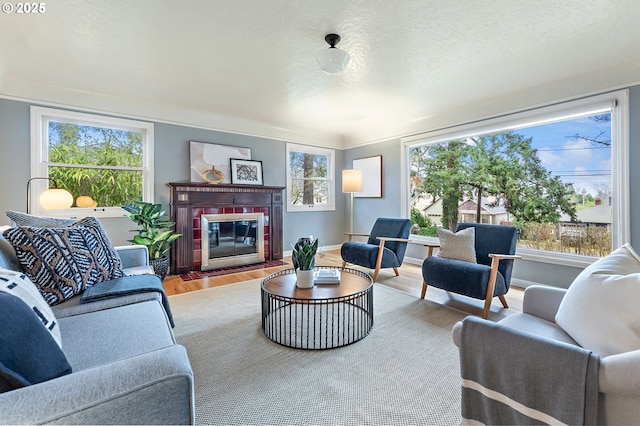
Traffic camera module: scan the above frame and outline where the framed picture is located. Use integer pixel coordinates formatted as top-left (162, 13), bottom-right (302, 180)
top-left (353, 155), bottom-right (382, 198)
top-left (190, 141), bottom-right (251, 184)
top-left (230, 159), bottom-right (264, 185)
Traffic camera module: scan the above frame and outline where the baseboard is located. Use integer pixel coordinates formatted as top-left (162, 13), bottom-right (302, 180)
top-left (283, 244), bottom-right (342, 258)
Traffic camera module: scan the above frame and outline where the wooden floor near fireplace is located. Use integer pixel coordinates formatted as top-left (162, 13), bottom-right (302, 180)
top-left (162, 249), bottom-right (524, 314)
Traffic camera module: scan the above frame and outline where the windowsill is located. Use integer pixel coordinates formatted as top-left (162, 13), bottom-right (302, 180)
top-left (33, 207), bottom-right (128, 219)
top-left (408, 235), bottom-right (597, 269)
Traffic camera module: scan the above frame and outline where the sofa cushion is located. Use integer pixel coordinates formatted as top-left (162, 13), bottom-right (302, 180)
top-left (556, 243), bottom-right (640, 357)
top-left (5, 210), bottom-right (76, 228)
top-left (436, 227), bottom-right (477, 263)
top-left (0, 292), bottom-right (72, 392)
top-left (2, 217), bottom-right (124, 305)
top-left (58, 300), bottom-right (175, 371)
top-left (0, 268), bottom-right (62, 347)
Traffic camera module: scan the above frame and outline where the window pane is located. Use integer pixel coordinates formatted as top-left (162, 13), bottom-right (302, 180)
top-left (289, 179), bottom-right (329, 206)
top-left (288, 152), bottom-right (328, 179)
top-left (409, 113), bottom-right (612, 257)
top-left (49, 166), bottom-right (143, 208)
top-left (48, 122), bottom-right (143, 168)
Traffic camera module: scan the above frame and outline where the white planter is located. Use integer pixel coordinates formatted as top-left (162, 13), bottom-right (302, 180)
top-left (296, 269), bottom-right (315, 288)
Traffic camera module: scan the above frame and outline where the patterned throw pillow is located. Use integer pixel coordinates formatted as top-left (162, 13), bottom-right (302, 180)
top-left (3, 217), bottom-right (124, 305)
top-left (5, 210), bottom-right (76, 228)
top-left (0, 269), bottom-right (62, 348)
top-left (436, 227), bottom-right (477, 263)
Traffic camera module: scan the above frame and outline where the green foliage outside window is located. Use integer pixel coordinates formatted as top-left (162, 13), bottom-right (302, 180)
top-left (47, 122), bottom-right (144, 207)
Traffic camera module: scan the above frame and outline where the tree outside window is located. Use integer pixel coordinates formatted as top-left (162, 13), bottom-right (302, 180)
top-left (286, 143), bottom-right (335, 212)
top-left (409, 112), bottom-right (614, 258)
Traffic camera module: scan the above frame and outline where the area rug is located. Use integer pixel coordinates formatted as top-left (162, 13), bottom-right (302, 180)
top-left (169, 280), bottom-right (466, 425)
top-left (179, 260), bottom-right (289, 281)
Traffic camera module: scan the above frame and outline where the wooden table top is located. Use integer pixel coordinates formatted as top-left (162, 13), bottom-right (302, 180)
top-left (261, 268), bottom-right (373, 300)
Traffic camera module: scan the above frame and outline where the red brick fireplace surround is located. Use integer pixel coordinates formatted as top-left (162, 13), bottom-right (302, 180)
top-left (167, 182), bottom-right (285, 274)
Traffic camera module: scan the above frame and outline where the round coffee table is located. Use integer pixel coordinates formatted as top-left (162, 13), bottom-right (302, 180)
top-left (261, 267), bottom-right (373, 350)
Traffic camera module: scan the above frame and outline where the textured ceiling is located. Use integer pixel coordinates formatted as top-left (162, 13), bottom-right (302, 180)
top-left (1, 0), bottom-right (640, 148)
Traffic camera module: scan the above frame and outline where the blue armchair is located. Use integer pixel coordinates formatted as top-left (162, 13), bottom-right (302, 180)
top-left (421, 223), bottom-right (519, 319)
top-left (340, 218), bottom-right (411, 281)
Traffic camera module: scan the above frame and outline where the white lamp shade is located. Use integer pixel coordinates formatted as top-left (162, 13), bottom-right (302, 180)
top-left (316, 47), bottom-right (351, 74)
top-left (39, 188), bottom-right (74, 210)
top-left (342, 169), bottom-right (363, 193)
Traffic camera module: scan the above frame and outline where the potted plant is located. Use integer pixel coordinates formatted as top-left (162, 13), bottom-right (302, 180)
top-left (122, 200), bottom-right (182, 280)
top-left (291, 238), bottom-right (318, 288)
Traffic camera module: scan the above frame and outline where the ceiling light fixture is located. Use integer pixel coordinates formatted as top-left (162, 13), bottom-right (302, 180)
top-left (316, 34), bottom-right (350, 74)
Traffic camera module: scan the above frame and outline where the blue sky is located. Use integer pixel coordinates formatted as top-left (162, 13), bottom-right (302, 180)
top-left (515, 115), bottom-right (611, 197)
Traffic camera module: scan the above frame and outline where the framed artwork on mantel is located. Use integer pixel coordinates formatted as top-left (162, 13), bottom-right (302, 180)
top-left (230, 159), bottom-right (264, 185)
top-left (353, 155), bottom-right (382, 198)
top-left (190, 141), bottom-right (251, 184)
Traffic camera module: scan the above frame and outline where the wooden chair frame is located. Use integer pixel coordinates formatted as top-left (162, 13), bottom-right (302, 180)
top-left (421, 243), bottom-right (520, 319)
top-left (341, 232), bottom-right (412, 282)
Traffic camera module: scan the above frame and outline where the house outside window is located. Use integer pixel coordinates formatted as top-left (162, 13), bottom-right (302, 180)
top-left (286, 143), bottom-right (335, 212)
top-left (403, 90), bottom-right (629, 267)
top-left (30, 106), bottom-right (154, 217)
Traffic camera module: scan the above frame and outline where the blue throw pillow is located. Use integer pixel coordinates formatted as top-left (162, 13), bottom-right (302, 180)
top-left (0, 292), bottom-right (72, 393)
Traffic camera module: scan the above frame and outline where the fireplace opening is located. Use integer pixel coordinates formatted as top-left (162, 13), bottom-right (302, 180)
top-left (201, 213), bottom-right (265, 270)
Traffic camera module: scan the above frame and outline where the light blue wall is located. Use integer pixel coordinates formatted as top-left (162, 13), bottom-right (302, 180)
top-left (343, 85), bottom-right (640, 289)
top-left (2, 84), bottom-right (639, 287)
top-left (0, 99), bottom-right (346, 250)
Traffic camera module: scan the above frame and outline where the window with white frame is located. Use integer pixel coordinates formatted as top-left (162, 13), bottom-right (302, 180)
top-left (30, 106), bottom-right (154, 217)
top-left (403, 90), bottom-right (629, 267)
top-left (286, 143), bottom-right (335, 212)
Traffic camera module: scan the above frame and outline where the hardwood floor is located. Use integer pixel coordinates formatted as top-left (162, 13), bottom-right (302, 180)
top-left (163, 249), bottom-right (524, 318)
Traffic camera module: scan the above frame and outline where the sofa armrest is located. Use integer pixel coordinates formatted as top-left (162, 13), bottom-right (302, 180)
top-left (599, 349), bottom-right (640, 395)
top-left (116, 245), bottom-right (150, 268)
top-left (0, 345), bottom-right (194, 425)
top-left (522, 285), bottom-right (567, 322)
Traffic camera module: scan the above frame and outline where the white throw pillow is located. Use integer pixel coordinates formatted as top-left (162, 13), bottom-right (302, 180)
top-left (555, 243), bottom-right (640, 357)
top-left (0, 268), bottom-right (62, 348)
top-left (436, 227), bottom-right (477, 263)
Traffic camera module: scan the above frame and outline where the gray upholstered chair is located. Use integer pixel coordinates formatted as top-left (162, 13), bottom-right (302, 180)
top-left (421, 223), bottom-right (519, 319)
top-left (340, 218), bottom-right (411, 281)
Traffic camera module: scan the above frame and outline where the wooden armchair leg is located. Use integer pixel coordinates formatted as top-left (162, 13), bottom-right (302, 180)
top-left (482, 257), bottom-right (501, 320)
top-left (421, 281), bottom-right (428, 299)
top-left (498, 295), bottom-right (509, 308)
top-left (372, 240), bottom-right (386, 282)
top-left (393, 267), bottom-right (400, 277)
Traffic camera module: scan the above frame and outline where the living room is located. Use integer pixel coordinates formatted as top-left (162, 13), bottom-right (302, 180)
top-left (1, 1), bottom-right (640, 424)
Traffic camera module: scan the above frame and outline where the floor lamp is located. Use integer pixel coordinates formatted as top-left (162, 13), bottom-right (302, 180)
top-left (342, 169), bottom-right (363, 233)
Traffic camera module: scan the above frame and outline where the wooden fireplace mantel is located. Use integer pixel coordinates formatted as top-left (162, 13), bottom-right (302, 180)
top-left (167, 182), bottom-right (285, 274)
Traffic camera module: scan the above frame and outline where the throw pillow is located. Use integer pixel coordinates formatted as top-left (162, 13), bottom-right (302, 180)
top-left (0, 268), bottom-right (62, 348)
top-left (3, 217), bottom-right (124, 306)
top-left (5, 210), bottom-right (76, 228)
top-left (555, 243), bottom-right (640, 357)
top-left (0, 291), bottom-right (72, 393)
top-left (436, 227), bottom-right (477, 263)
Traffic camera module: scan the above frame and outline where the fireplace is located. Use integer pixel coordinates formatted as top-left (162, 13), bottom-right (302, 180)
top-left (201, 213), bottom-right (265, 270)
top-left (168, 182), bottom-right (284, 274)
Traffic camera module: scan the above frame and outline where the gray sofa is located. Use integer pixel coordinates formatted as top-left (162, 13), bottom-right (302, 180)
top-left (0, 236), bottom-right (195, 424)
top-left (452, 285), bottom-right (640, 425)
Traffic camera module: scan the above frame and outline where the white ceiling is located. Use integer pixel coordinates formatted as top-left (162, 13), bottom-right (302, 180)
top-left (2, 0), bottom-right (640, 149)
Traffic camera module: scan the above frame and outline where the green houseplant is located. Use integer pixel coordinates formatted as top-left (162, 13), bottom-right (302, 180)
top-left (291, 238), bottom-right (318, 288)
top-left (122, 200), bottom-right (182, 279)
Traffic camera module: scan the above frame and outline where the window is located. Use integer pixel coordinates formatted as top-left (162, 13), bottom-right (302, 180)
top-left (403, 90), bottom-right (629, 267)
top-left (286, 143), bottom-right (335, 212)
top-left (30, 106), bottom-right (154, 217)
